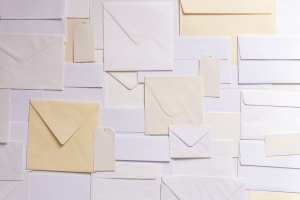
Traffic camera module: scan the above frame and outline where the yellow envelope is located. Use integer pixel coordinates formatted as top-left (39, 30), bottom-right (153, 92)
top-left (27, 99), bottom-right (100, 173)
top-left (180, 0), bottom-right (276, 64)
top-left (249, 190), bottom-right (300, 200)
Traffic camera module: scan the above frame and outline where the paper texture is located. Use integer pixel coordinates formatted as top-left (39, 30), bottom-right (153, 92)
top-left (265, 133), bottom-right (300, 156)
top-left (249, 190), bottom-right (300, 200)
top-left (0, 89), bottom-right (10, 142)
top-left (277, 0), bottom-right (300, 35)
top-left (67, 0), bottom-right (89, 18)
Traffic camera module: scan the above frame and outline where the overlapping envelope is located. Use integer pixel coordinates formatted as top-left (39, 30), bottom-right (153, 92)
top-left (249, 190), bottom-right (300, 200)
top-left (145, 76), bottom-right (203, 135)
top-left (0, 89), bottom-right (10, 142)
top-left (67, 0), bottom-right (89, 18)
top-left (168, 125), bottom-right (211, 158)
top-left (0, 34), bottom-right (64, 90)
top-left (27, 99), bottom-right (100, 173)
top-left (103, 2), bottom-right (173, 71)
top-left (265, 133), bottom-right (300, 156)
top-left (239, 35), bottom-right (300, 83)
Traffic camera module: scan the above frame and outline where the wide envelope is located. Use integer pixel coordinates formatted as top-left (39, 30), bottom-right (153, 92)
top-left (241, 90), bottom-right (300, 140)
top-left (168, 125), bottom-right (211, 158)
top-left (27, 99), bottom-right (100, 173)
top-left (103, 2), bottom-right (173, 71)
top-left (0, 34), bottom-right (64, 90)
top-left (239, 35), bottom-right (300, 83)
top-left (0, 89), bottom-right (10, 142)
top-left (161, 176), bottom-right (246, 200)
top-left (180, 0), bottom-right (276, 64)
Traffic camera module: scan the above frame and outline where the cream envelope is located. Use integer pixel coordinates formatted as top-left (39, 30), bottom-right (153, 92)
top-left (161, 176), bottom-right (246, 200)
top-left (103, 2), bottom-right (173, 71)
top-left (168, 125), bottom-right (212, 158)
top-left (0, 142), bottom-right (23, 180)
top-left (106, 72), bottom-right (144, 107)
top-left (95, 50), bottom-right (104, 63)
top-left (265, 133), bottom-right (300, 156)
top-left (277, 0), bottom-right (300, 35)
top-left (239, 35), bottom-right (300, 83)
top-left (249, 190), bottom-right (300, 200)
top-left (0, 34), bottom-right (64, 90)
top-left (180, 0), bottom-right (276, 65)
top-left (67, 0), bottom-right (89, 18)
top-left (241, 90), bottom-right (300, 140)
top-left (0, 89), bottom-right (10, 142)
top-left (145, 76), bottom-right (203, 135)
top-left (92, 163), bottom-right (161, 200)
top-left (27, 99), bottom-right (100, 173)
top-left (94, 128), bottom-right (115, 172)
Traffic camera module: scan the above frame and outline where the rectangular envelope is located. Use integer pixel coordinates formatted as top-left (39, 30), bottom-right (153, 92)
top-left (0, 34), bottom-right (64, 90)
top-left (0, 89), bottom-right (10, 142)
top-left (249, 190), bottom-right (300, 200)
top-left (265, 133), bottom-right (300, 156)
top-left (239, 35), bottom-right (300, 83)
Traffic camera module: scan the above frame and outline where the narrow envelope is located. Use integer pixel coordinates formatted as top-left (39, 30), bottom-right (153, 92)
top-left (241, 90), bottom-right (300, 140)
top-left (145, 76), bottom-right (203, 135)
top-left (249, 190), bottom-right (300, 200)
top-left (0, 89), bottom-right (10, 142)
top-left (94, 128), bottom-right (115, 171)
top-left (27, 99), bottom-right (100, 173)
top-left (239, 35), bottom-right (300, 83)
top-left (168, 125), bottom-right (211, 158)
top-left (103, 2), bottom-right (173, 71)
top-left (106, 72), bottom-right (144, 107)
top-left (265, 133), bottom-right (300, 156)
top-left (180, 0), bottom-right (276, 64)
top-left (67, 0), bottom-right (89, 18)
top-left (161, 176), bottom-right (246, 200)
top-left (0, 34), bottom-right (64, 90)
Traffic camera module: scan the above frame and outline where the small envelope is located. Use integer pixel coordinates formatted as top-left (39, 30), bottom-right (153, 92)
top-left (168, 125), bottom-right (211, 158)
top-left (103, 2), bottom-right (173, 71)
top-left (161, 176), bottom-right (246, 200)
top-left (0, 89), bottom-right (10, 142)
top-left (0, 34), bottom-right (64, 90)
top-left (27, 99), bottom-right (100, 173)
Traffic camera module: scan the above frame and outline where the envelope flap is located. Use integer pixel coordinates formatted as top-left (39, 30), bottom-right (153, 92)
top-left (169, 125), bottom-right (210, 147)
top-left (181, 0), bottom-right (275, 14)
top-left (108, 72), bottom-right (139, 90)
top-left (30, 99), bottom-right (100, 145)
top-left (0, 181), bottom-right (21, 199)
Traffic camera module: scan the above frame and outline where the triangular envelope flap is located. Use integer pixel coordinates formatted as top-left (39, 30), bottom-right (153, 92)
top-left (170, 126), bottom-right (210, 147)
top-left (31, 99), bottom-right (99, 145)
top-left (103, 2), bottom-right (170, 45)
top-left (239, 36), bottom-right (300, 60)
top-left (0, 180), bottom-right (21, 199)
top-left (181, 0), bottom-right (274, 14)
top-left (109, 72), bottom-right (139, 90)
top-left (242, 90), bottom-right (300, 108)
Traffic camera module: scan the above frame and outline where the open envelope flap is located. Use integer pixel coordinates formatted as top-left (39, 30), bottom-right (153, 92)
top-left (108, 72), bottom-right (139, 90)
top-left (30, 99), bottom-right (100, 145)
top-left (0, 181), bottom-right (22, 199)
top-left (169, 126), bottom-right (210, 147)
top-left (238, 36), bottom-right (300, 60)
top-left (103, 2), bottom-right (171, 45)
top-left (242, 90), bottom-right (300, 108)
top-left (181, 0), bottom-right (275, 14)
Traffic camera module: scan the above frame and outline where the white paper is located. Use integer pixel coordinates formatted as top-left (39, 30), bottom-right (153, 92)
top-left (0, 89), bottom-right (10, 142)
top-left (67, 0), bottom-right (89, 18)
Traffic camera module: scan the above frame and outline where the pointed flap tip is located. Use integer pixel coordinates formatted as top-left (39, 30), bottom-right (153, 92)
top-left (109, 72), bottom-right (139, 90)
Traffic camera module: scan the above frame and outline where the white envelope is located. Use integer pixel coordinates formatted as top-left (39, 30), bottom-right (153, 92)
top-left (0, 142), bottom-right (23, 180)
top-left (277, 0), bottom-right (300, 35)
top-left (64, 63), bottom-right (104, 88)
top-left (10, 122), bottom-right (29, 146)
top-left (103, 2), bottom-right (173, 71)
top-left (0, 34), bottom-right (64, 90)
top-left (238, 35), bottom-right (300, 83)
top-left (0, 89), bottom-right (10, 142)
top-left (161, 176), bottom-right (246, 200)
top-left (168, 125), bottom-right (211, 158)
top-left (116, 134), bottom-right (170, 162)
top-left (67, 0), bottom-right (89, 18)
top-left (92, 163), bottom-right (161, 200)
top-left (100, 108), bottom-right (145, 133)
top-left (241, 90), bottom-right (300, 140)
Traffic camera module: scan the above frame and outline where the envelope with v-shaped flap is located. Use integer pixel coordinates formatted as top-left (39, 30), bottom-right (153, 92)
top-left (169, 125), bottom-right (211, 158)
top-left (27, 99), bottom-right (100, 173)
top-left (103, 2), bottom-right (173, 71)
top-left (161, 176), bottom-right (246, 200)
top-left (0, 34), bottom-right (64, 90)
top-left (106, 72), bottom-right (144, 107)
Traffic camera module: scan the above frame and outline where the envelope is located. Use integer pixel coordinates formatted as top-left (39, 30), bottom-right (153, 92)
top-left (94, 128), bottom-right (115, 172)
top-left (180, 0), bottom-right (276, 64)
top-left (168, 125), bottom-right (212, 158)
top-left (106, 72), bottom-right (144, 107)
top-left (90, 0), bottom-right (179, 50)
top-left (241, 90), bottom-right (300, 140)
top-left (92, 163), bottom-right (161, 200)
top-left (277, 0), bottom-right (300, 35)
top-left (145, 76), bottom-right (203, 135)
top-left (0, 89), bottom-right (10, 142)
top-left (265, 133), bottom-right (300, 156)
top-left (116, 134), bottom-right (170, 162)
top-left (103, 2), bottom-right (173, 71)
top-left (239, 35), bottom-right (300, 83)
top-left (161, 176), bottom-right (246, 200)
top-left (0, 142), bottom-right (23, 180)
top-left (67, 0), bottom-right (89, 18)
top-left (0, 34), bottom-right (64, 90)
top-left (95, 50), bottom-right (104, 63)
top-left (10, 122), bottom-right (29, 146)
top-left (249, 190), bottom-right (300, 200)
top-left (26, 99), bottom-right (100, 173)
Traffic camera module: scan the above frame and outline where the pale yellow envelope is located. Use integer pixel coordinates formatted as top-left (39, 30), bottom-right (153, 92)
top-left (180, 0), bottom-right (276, 64)
top-left (265, 133), bottom-right (300, 156)
top-left (249, 190), bottom-right (300, 200)
top-left (27, 99), bottom-right (100, 173)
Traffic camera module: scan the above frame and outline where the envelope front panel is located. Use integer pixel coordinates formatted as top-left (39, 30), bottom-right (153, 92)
top-left (0, 89), bottom-right (10, 142)
top-left (265, 133), bottom-right (300, 156)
